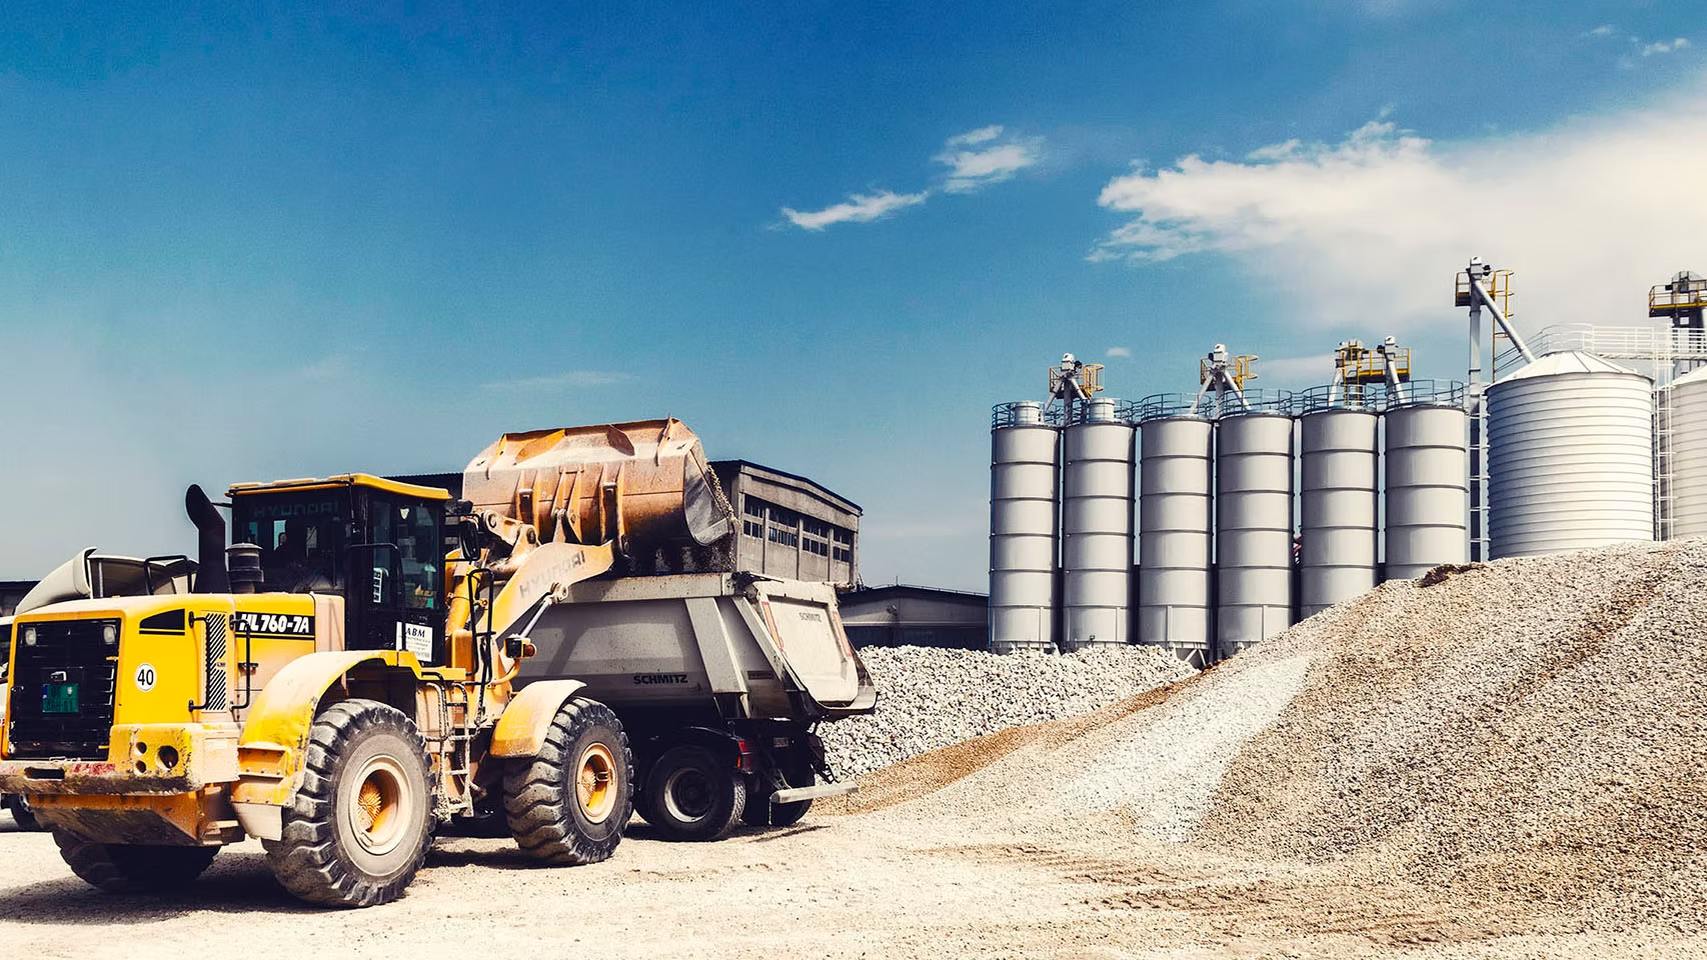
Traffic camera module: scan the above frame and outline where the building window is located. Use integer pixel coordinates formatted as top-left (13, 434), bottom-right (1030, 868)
top-left (832, 546), bottom-right (851, 563)
top-left (804, 537), bottom-right (828, 557)
top-left (831, 527), bottom-right (852, 545)
top-left (768, 526), bottom-right (798, 547)
top-left (744, 496), bottom-right (767, 519)
top-left (742, 520), bottom-right (764, 539)
top-left (803, 518), bottom-right (830, 539)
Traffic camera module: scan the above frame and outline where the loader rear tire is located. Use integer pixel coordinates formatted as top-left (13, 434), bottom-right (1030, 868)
top-left (6, 794), bottom-right (42, 831)
top-left (502, 697), bottom-right (632, 865)
top-left (263, 699), bottom-right (433, 908)
top-left (54, 831), bottom-right (218, 893)
top-left (640, 745), bottom-right (746, 841)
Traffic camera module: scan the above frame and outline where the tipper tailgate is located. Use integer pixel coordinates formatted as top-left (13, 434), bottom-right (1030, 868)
top-left (754, 582), bottom-right (868, 709)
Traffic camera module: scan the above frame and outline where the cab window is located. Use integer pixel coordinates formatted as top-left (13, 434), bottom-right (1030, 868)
top-left (370, 496), bottom-right (440, 611)
top-left (233, 494), bottom-right (346, 594)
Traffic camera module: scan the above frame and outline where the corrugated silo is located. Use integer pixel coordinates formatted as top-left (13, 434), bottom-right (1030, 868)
top-left (989, 401), bottom-right (1059, 652)
top-left (1384, 392), bottom-right (1470, 579)
top-left (1061, 397), bottom-right (1134, 649)
top-left (1487, 351), bottom-right (1655, 559)
top-left (1663, 365), bottom-right (1707, 538)
top-left (1136, 408), bottom-right (1213, 665)
top-left (1214, 407), bottom-right (1294, 659)
top-left (1298, 406), bottom-right (1379, 618)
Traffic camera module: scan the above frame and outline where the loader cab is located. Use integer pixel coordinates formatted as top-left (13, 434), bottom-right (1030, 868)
top-left (229, 475), bottom-right (452, 665)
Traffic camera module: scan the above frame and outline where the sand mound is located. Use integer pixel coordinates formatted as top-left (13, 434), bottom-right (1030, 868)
top-left (860, 539), bottom-right (1707, 931)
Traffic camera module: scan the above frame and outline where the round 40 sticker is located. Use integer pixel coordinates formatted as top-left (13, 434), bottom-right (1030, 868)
top-left (133, 663), bottom-right (158, 692)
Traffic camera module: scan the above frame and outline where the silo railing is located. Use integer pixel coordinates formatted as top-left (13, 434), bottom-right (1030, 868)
top-left (1386, 379), bottom-right (1466, 410)
top-left (1290, 382), bottom-right (1389, 414)
top-left (991, 400), bottom-right (1063, 428)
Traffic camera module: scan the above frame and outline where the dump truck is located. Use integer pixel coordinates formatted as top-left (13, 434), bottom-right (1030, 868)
top-left (456, 424), bottom-right (876, 840)
top-left (0, 420), bottom-right (740, 906)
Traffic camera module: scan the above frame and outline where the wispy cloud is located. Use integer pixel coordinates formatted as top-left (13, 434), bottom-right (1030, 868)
top-left (1089, 78), bottom-right (1707, 332)
top-left (778, 125), bottom-right (1044, 230)
top-left (934, 125), bottom-right (1044, 193)
top-left (1586, 24), bottom-right (1617, 38)
top-left (481, 370), bottom-right (630, 392)
top-left (1106, 346), bottom-right (1132, 358)
top-left (1642, 37), bottom-right (1691, 56)
top-left (780, 190), bottom-right (929, 231)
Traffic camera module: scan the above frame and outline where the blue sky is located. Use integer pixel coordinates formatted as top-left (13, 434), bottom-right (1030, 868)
top-left (1, 2), bottom-right (1702, 589)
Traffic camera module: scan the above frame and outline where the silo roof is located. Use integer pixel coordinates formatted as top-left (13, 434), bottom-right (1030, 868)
top-left (1493, 350), bottom-right (1644, 385)
top-left (1669, 364), bottom-right (1707, 388)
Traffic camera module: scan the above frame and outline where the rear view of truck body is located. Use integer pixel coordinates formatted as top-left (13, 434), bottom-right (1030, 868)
top-left (516, 572), bottom-right (875, 838)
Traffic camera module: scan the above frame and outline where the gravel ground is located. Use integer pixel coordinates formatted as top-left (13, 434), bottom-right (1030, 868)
top-left (5, 541), bottom-right (1706, 957)
top-left (819, 644), bottom-right (1194, 777)
top-left (856, 539), bottom-right (1707, 941)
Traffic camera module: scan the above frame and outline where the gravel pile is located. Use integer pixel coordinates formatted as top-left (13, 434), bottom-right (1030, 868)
top-left (820, 644), bottom-right (1194, 778)
top-left (882, 539), bottom-right (1707, 932)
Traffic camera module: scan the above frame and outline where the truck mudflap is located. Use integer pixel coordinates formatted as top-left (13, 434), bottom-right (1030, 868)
top-left (746, 580), bottom-right (877, 716)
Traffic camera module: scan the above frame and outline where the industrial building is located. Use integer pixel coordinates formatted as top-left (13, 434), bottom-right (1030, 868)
top-left (988, 263), bottom-right (1707, 664)
top-left (839, 584), bottom-right (988, 649)
top-left (710, 460), bottom-right (861, 588)
top-left (0, 580), bottom-right (33, 617)
top-left (393, 457), bottom-right (861, 588)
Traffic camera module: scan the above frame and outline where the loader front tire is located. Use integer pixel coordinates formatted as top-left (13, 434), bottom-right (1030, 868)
top-left (55, 831), bottom-right (218, 893)
top-left (640, 745), bottom-right (746, 841)
top-left (264, 699), bottom-right (433, 908)
top-left (502, 697), bottom-right (632, 865)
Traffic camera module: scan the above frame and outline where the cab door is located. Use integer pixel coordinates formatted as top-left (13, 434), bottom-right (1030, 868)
top-left (349, 492), bottom-right (444, 666)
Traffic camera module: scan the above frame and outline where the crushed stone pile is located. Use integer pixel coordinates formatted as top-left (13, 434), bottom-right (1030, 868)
top-left (820, 644), bottom-right (1194, 778)
top-left (868, 540), bottom-right (1707, 932)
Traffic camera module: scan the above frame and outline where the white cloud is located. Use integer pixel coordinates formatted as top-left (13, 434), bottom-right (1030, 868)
top-left (1586, 24), bottom-right (1617, 38)
top-left (780, 189), bottom-right (929, 231)
top-left (1106, 345), bottom-right (1132, 358)
top-left (935, 126), bottom-right (1044, 193)
top-left (481, 370), bottom-right (630, 391)
top-left (1642, 37), bottom-right (1691, 56)
top-left (944, 125), bottom-right (1004, 148)
top-left (1090, 79), bottom-right (1707, 332)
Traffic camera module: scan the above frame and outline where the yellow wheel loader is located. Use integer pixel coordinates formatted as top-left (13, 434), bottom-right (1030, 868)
top-left (0, 419), bottom-right (735, 907)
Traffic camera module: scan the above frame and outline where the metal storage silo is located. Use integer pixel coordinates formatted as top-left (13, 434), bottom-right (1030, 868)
top-left (1061, 397), bottom-right (1134, 650)
top-left (1384, 388), bottom-right (1470, 579)
top-left (1487, 351), bottom-right (1655, 559)
top-left (989, 401), bottom-right (1059, 652)
top-left (1298, 405), bottom-right (1379, 617)
top-left (1136, 404), bottom-right (1212, 666)
top-left (1663, 365), bottom-right (1707, 538)
top-left (1214, 406), bottom-right (1294, 659)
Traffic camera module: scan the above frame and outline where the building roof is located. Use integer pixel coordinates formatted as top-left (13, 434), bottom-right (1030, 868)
top-left (711, 459), bottom-right (862, 514)
top-left (1495, 350), bottom-right (1644, 384)
top-left (841, 583), bottom-right (987, 604)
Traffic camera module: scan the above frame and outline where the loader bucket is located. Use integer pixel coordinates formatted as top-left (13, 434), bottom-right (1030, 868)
top-left (462, 419), bottom-right (736, 557)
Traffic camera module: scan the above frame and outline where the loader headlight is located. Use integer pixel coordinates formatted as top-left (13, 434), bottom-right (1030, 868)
top-left (101, 623), bottom-right (118, 645)
top-left (21, 626), bottom-right (36, 647)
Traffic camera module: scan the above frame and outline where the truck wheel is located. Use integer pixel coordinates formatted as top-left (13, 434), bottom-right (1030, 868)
top-left (502, 697), bottom-right (632, 865)
top-left (264, 699), bottom-right (433, 908)
top-left (5, 794), bottom-right (42, 831)
top-left (54, 831), bottom-right (218, 893)
top-left (641, 745), bottom-right (745, 841)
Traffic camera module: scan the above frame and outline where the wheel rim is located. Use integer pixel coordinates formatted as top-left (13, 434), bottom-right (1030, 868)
top-left (661, 767), bottom-right (714, 823)
top-left (576, 742), bottom-right (619, 824)
top-left (347, 754), bottom-right (412, 858)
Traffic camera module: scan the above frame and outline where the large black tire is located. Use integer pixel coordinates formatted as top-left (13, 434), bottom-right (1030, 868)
top-left (263, 699), bottom-right (434, 908)
top-left (502, 697), bottom-right (632, 865)
top-left (640, 745), bottom-right (746, 841)
top-left (5, 794), bottom-right (42, 832)
top-left (54, 831), bottom-right (219, 893)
